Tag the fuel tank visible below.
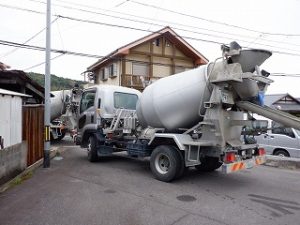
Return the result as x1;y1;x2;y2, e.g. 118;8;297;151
136;66;211;130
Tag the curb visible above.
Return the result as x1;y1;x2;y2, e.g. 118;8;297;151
264;155;300;170
0;147;59;193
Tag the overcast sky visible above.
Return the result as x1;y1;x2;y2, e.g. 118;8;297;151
1;0;300;96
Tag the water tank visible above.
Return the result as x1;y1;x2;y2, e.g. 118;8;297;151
136;65;211;130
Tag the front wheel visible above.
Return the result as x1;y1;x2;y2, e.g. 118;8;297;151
150;145;183;182
87;135;99;162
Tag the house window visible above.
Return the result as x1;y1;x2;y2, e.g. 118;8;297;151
102;68;108;80
109;63;117;77
153;38;160;46
132;62;149;76
99;68;107;81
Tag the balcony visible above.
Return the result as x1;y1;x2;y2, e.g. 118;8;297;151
121;74;160;91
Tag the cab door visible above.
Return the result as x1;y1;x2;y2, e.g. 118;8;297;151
77;90;96;135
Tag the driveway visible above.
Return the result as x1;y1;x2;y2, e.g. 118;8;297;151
0;140;300;225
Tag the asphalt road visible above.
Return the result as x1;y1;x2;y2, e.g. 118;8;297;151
0;138;300;225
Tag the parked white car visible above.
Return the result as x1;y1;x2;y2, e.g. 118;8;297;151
255;127;300;158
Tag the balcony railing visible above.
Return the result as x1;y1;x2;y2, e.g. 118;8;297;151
121;74;160;90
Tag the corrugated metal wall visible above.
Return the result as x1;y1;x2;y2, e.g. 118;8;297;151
22;105;44;166
0;95;22;148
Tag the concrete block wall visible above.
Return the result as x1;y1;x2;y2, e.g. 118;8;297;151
0;141;27;185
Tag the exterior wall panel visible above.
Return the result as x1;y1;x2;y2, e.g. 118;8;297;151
0;95;22;148
132;42;150;53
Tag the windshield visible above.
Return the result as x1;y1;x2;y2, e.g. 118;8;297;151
114;92;138;110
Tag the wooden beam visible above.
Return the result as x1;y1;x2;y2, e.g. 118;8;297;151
130;50;192;61
150;41;153;77
172;43;176;74
121;58;126;86
25;83;44;98
162;36;166;56
0;79;17;84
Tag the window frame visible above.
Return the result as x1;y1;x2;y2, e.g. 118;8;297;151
113;92;139;110
79;90;96;114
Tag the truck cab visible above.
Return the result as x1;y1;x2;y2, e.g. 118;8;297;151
75;85;141;148
256;125;300;158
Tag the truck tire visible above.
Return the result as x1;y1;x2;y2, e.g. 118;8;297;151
195;157;222;172
150;145;183;182
87;135;99;162
176;150;185;179
56;130;66;141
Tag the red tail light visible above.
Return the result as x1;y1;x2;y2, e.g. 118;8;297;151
107;132;113;139
258;148;266;156
226;152;236;163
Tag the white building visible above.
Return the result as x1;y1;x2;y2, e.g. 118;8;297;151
0;88;29;148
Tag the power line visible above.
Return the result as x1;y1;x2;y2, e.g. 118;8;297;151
0;17;58;58
2;2;300;54
129;0;300;37
0;2;43;15
3;38;300;77
2;3;300;58
26;0;300;49
56;14;300;55
23;52;64;70
114;0;130;8
270;73;300;77
0;39;103;58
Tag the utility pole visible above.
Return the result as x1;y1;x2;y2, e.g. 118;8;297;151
44;0;51;168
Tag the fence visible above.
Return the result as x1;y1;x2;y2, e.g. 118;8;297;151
22;105;44;166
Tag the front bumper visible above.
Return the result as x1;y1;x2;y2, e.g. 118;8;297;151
221;155;266;174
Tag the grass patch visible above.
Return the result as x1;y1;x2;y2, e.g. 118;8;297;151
9;171;33;189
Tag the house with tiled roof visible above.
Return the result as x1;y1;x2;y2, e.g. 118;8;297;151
87;26;208;91
264;93;300;116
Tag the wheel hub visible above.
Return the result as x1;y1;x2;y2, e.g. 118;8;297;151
155;153;170;174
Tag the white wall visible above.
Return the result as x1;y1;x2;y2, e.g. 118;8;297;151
0;95;22;148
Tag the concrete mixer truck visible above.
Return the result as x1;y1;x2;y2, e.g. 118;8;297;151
50;86;82;141
75;42;300;182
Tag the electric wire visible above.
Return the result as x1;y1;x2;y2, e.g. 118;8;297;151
129;0;300;36
23;52;64;70
2;2;300;54
25;0;300;48
2;1;300;74
0;17;58;58
55;14;300;54
2;39;300;77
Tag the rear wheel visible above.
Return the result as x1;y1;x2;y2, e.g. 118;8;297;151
150;145;183;182
56;130;66;141
274;149;290;157
87;135;99;162
195;157;222;172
